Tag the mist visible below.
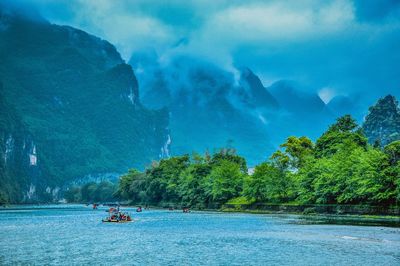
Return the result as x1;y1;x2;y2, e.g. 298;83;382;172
17;0;399;107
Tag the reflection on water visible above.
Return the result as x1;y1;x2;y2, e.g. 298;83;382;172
295;214;400;227
0;205;399;265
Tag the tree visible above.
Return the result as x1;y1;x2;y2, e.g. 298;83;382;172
80;182;98;203
294;157;319;204
0;191;7;205
94;181;117;202
206;160;245;206
315;115;367;157
244;162;295;203
310;145;397;205
394;164;400;203
330;115;358;132
279;136;314;169
339;148;394;204
64;186;81;203
178;162;211;208
117;169;141;200
383;141;400;203
384;140;400;166
210;150;247;174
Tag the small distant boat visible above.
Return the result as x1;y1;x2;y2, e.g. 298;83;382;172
183;207;190;213
136;206;142;212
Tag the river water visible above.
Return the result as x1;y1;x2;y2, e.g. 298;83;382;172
0;205;399;265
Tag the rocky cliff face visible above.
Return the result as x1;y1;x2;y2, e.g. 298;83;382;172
0;91;45;202
0;6;169;203
363;95;400;146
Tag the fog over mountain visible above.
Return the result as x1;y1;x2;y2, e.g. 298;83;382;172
129;52;337;164
3;0;400;153
23;0;400;103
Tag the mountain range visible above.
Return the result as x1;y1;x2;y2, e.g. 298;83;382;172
0;4;399;203
130;52;339;164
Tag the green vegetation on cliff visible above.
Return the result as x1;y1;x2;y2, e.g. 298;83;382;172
0;8;168;203
363;95;400;146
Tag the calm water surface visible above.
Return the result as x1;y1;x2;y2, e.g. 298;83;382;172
0;205;399;265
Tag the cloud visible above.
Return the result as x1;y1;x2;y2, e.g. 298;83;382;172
21;0;178;60
14;0;400;106
204;0;354;42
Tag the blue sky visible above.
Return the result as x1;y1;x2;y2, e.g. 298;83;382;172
19;0;400;105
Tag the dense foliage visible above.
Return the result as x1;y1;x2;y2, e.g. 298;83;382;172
64;181;118;203
114;149;247;208
117;115;400;208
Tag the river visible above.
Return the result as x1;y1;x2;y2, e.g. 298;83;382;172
0;205;399;265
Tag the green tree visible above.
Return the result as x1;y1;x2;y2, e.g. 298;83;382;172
294;157;320;204
117;169;146;202
0;190;9;205
245;162;295;203
178;162;211;208
94;181;117;202
311;145;397;205
80;182;98;203
278;136;314;170
339;148;395;204
206;160;245;206
315;115;367;157
64;186;81;203
383;141;400;203
384;140;400;166
211;150;248;173
144;155;190;203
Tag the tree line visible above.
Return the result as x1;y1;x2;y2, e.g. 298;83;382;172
64;181;117;203
111;115;399;208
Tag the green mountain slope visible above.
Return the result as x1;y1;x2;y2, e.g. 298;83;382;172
0;8;168;203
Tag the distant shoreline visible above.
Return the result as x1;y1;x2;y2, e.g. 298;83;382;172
2;203;400;227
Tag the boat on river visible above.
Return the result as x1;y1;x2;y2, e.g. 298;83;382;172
102;207;132;223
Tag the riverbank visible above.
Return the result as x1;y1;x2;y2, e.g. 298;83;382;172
129;202;400;227
121;202;400;227
221;208;400;227
3;203;399;227
221;203;400;227
222;202;400;215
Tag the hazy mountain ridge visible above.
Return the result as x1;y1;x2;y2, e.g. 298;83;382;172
131;49;399;164
130;51;341;163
